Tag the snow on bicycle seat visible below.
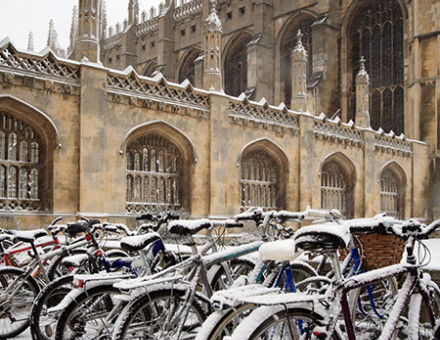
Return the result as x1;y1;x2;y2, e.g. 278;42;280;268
14;229;48;243
294;222;350;251
0;234;13;242
120;232;161;252
168;219;212;236
259;239;300;262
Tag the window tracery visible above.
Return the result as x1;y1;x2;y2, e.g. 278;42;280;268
224;34;252;97
321;160;354;218
240;149;279;210
380;167;404;218
126;134;183;213
348;0;404;134
0;111;44;211
178;49;200;85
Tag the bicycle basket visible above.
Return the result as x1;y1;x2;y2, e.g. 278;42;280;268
356;233;404;270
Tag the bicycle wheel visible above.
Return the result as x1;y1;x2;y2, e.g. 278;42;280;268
30;274;74;340
47;249;87;280
55;284;121;340
405;278;440;339
228;305;341;340
350;277;398;338
0;267;40;338
112;287;206;340
196;262;319;340
210;258;255;291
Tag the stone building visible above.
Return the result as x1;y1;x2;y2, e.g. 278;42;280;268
0;0;437;227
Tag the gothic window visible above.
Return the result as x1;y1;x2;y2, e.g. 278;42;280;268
240;149;280;210
224;33;252;97
178;49;200;85
321;160;354;218
279;17;314;107
144;61;157;77
126;134;183;214
380;167;405;218
0;111;45;211
348;0;404;134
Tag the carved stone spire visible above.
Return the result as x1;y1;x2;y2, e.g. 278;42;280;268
74;0;100;62
27;32;34;51
99;0;107;38
291;30;308;112
356;56;371;127
128;0;140;25
202;0;223;91
68;6;78;54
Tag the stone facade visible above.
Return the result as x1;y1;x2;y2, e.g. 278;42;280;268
0;0;437;227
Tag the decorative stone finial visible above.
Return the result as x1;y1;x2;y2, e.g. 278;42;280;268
27;32;34;51
205;0;222;33
356;56;371;127
291;30;308;112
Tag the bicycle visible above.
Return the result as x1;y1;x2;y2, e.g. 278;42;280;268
226;217;440;340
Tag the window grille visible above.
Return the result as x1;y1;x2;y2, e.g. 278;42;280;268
321;161;354;218
380;168;403;218
348;0;404;134
280;18;314;107
0;111;43;211
126;134;182;214
240;150;279;210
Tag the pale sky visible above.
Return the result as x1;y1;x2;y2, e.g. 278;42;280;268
0;0;162;53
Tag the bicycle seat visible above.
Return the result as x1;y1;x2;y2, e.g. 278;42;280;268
0;234;13;242
259;239;299;262
168;219;212;236
120;232;161;252
66;222;88;236
294;223;350;251
14;229;48;243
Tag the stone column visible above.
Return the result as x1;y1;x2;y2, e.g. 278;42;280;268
128;0;139;26
291;31;308;112
157;1;176;80
74;0;100;63
355;57;371;127
202;0;222;91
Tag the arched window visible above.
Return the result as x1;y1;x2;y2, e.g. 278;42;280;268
178;49;200;85
240;149;280;210
144;61;158;77
348;0;404;134
321;160;354;218
224;33;252;97
380;165;405;218
0;111;45;211
279;17;314;107
126;134;183;214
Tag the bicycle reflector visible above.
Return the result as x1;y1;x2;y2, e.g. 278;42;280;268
312;331;326;339
73;277;84;288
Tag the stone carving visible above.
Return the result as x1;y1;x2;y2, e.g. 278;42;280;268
374;133;412;156
1;72;14;89
0;45;80;83
135;18;159;37
313;119;364;146
106;73;210;110
174;0;202;20
227;101;299;135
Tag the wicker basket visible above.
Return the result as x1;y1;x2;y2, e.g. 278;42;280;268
353;233;405;271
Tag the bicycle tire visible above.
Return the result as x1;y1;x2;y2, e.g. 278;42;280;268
47;248;88;280
196;261;319;340
55;284;121;340
210;258;255;291
0;266;40;338
30;275;74;340
228;305;341;340
112;287;206;340
406;278;440;339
